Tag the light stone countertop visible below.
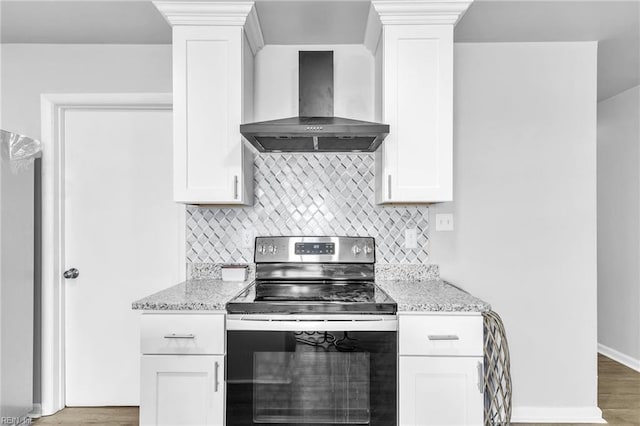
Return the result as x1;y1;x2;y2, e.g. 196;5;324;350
132;278;490;313
131;279;250;311
376;279;491;313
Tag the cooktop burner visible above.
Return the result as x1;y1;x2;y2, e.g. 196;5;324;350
225;236;397;315
227;282;396;314
255;281;375;302
227;281;396;314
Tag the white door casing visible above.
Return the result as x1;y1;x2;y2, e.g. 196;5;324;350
40;94;184;414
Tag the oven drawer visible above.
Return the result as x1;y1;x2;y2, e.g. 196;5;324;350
141;313;225;355
399;314;483;356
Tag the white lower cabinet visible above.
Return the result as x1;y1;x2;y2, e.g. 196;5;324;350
139;312;226;426
398;313;484;426
140;355;224;426
399;356;483;425
138;312;484;425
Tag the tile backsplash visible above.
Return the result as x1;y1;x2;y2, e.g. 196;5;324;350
186;153;430;264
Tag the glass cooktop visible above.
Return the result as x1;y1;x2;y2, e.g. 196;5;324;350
226;281;397;314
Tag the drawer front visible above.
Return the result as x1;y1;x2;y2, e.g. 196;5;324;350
141;313;225;355
399;315;483;356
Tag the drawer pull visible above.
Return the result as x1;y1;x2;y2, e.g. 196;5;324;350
427;334;459;341
164;333;195;339
234;175;239;199
214;361;220;392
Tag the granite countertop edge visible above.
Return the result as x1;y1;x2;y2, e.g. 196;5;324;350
130;302;227;311
132;278;490;313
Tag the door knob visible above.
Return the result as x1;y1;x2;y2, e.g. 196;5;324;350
63;268;79;279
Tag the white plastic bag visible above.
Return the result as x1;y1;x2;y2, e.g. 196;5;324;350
0;129;42;173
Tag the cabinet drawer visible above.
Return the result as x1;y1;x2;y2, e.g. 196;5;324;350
399;315;483;356
141;313;225;355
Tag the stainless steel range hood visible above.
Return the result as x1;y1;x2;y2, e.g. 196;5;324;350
240;51;389;153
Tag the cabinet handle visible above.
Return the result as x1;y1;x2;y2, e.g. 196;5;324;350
387;175;392;199
163;333;195;339
477;361;484;394
214;361;220;392
234;175;239;200
427;334;459;341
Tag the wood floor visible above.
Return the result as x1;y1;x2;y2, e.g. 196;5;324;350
596;355;640;426
33;406;138;425
33;354;639;425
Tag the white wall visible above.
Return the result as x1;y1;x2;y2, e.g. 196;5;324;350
597;85;640;368
430;42;600;421
0;44;172;139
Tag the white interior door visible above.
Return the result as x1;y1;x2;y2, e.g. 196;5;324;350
63;108;183;406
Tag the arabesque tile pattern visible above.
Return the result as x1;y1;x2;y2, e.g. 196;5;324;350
186;153;430;264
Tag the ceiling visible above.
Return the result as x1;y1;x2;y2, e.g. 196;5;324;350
0;0;171;44
0;0;638;100
456;1;640;101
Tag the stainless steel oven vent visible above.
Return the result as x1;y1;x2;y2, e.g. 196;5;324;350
240;51;389;153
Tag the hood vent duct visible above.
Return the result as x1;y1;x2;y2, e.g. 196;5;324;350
240;51;389;153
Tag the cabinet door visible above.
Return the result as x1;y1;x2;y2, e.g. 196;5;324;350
376;25;453;203
399;356;483;426
140;355;224;426
173;26;252;204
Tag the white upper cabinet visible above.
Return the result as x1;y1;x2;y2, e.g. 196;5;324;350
153;1;263;205
370;0;473;204
154;0;472;204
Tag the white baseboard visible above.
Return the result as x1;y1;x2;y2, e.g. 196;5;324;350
511;406;605;423
598;343;640;372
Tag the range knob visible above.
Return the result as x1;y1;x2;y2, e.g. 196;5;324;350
258;245;266;255
363;245;373;255
268;245;275;254
352;245;362;256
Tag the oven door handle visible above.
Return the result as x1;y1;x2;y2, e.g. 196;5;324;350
226;315;398;332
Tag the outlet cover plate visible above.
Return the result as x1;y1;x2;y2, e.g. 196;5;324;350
435;214;454;231
404;228;418;248
241;229;255;248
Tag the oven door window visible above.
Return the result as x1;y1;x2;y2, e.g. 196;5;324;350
254;347;370;424
227;330;397;426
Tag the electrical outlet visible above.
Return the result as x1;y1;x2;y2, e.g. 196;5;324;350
241;229;255;248
405;228;418;249
435;214;454;231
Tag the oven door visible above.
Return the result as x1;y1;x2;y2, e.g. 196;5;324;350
226;315;397;426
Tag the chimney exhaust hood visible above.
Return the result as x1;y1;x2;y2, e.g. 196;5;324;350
240;51;389;153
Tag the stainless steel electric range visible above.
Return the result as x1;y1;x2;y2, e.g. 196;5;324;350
226;236;397;426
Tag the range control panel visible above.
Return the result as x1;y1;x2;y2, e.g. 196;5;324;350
294;242;335;255
254;236;375;264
